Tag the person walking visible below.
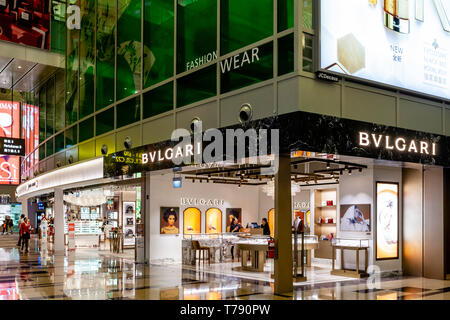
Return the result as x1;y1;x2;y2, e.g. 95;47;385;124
8;218;13;234
17;214;25;247
20;217;31;253
2;218;7;234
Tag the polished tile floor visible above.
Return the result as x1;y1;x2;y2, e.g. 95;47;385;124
0;234;449;300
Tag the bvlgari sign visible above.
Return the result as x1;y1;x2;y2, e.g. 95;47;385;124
358;132;437;156
180;198;225;207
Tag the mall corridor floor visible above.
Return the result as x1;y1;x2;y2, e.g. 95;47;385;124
0;234;449;300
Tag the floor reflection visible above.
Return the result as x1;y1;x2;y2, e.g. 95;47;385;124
0;234;449;300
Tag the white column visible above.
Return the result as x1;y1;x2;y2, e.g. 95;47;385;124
54;188;65;251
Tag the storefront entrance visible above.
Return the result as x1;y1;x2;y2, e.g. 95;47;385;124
140;151;432;285
60;182;142;255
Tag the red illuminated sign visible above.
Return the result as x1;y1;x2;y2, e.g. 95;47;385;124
0;156;19;185
0;100;22;185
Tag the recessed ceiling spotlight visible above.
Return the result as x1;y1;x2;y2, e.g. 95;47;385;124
326;162;330;169
17;66;22;69
348;170;352;176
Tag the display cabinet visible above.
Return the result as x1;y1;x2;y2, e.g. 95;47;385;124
182;233;270;265
314;188;337;259
64;220;102;248
331;238;370;278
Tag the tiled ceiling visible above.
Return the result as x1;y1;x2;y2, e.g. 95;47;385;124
0;56;60;93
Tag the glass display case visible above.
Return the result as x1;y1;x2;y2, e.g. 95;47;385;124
64;221;102;235
182;233;271;265
64;220;102;248
331;238;370;248
80;207;90;220
330;238;370;278
293;234;318;245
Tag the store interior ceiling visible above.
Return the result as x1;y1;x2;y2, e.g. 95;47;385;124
0;56;59;93
32;153;428;204
180;155;368;187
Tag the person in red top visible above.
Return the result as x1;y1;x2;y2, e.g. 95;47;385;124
20;217;31;253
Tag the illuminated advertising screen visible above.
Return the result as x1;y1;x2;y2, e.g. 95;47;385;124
21;103;39;165
0;100;21;185
0;156;20;185
320;0;450;100
0;0;50;50
0;101;20;139
376;182;399;260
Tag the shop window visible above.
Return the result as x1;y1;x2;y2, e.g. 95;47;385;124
79;0;95;119
278;33;294;76
302;0;314;30
205;208;222;234
177;0;217;73
55;133;65;153
143;82;173;119
177;65;216;107
65;125;78;149
183;207;201;235
144;0;174;88
117;97;141;128
46;138;54;158
220;42;273;94
39;87;46;144
116;0;142;101
96;0;116;110
46;77;55;139
79;117;94;143
66;0;80;126
96;107;115;136
55;70;65;132
278;0;294;32
302;33;314;73
221;0;273;55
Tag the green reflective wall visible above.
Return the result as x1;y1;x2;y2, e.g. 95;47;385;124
144;0;174;88
117;0;142;101
221;0;273;55
79;0;96;119
177;0;217;73
32;0;302;170
66;0;80;126
96;0;116;110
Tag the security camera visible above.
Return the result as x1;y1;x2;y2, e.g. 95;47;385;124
190;117;201;134
56;160;62;168
68;155;74;164
124;137;133;150
101;144;108;155
238;103;253;124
